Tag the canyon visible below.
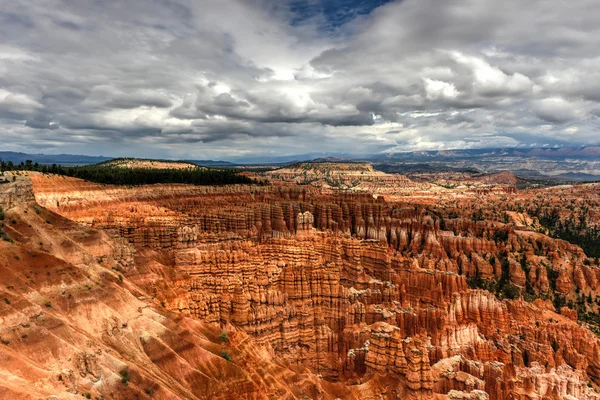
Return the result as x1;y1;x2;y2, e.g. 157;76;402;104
1;163;600;399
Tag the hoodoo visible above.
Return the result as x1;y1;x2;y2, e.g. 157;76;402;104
0;165;596;399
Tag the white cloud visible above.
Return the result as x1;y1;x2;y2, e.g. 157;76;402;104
1;0;600;159
423;78;459;100
451;51;535;96
533;97;582;123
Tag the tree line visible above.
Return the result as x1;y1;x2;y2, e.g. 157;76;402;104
0;160;262;186
531;206;600;258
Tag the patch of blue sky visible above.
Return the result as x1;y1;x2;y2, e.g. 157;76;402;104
289;0;393;31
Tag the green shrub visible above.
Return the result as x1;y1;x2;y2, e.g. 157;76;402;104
119;368;130;385
500;283;521;300
220;350;232;362
219;331;228;343
553;295;566;311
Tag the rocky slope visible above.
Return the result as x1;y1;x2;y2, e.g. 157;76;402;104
266;162;424;193
16;170;600;399
0;174;386;400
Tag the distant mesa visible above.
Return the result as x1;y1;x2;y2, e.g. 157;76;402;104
99;158;203;170
267;161;420;191
472;171;519;186
0;151;111;166
380;146;600;160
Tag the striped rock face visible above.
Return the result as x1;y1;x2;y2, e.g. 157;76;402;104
0;171;599;399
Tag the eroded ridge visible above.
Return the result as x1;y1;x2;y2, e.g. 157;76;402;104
24;170;600;399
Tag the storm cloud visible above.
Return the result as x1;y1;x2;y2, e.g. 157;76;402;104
0;0;599;160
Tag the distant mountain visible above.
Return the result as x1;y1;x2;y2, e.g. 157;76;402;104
185;159;236;167
225;146;600;164
228;152;360;164
377;146;600;160
0;151;112;165
310;157;352;163
0;152;241;168
374;163;481;174
551;172;600;182
367;146;600;183
3;146;600;169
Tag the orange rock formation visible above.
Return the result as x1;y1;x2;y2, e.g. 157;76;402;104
0;168;599;400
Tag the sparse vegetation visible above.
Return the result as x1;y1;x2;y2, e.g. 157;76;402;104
220;350;232;362
219;331;228;343
119;368;130;385
0;226;11;242
500;283;521;300
532;206;600;258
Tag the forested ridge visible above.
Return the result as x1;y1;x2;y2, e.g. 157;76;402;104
0;159;261;186
530;205;600;258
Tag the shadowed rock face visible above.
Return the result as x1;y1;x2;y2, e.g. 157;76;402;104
2;170;600;399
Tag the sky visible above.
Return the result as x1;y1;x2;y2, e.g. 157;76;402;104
1;0;600;161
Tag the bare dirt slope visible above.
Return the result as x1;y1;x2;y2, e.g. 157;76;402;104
16;170;600;400
0;175;368;400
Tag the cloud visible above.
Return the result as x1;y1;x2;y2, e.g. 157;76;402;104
450;52;535;96
533;97;582;123
0;0;599;159
423;78;459;100
0;88;43;120
83;85;172;110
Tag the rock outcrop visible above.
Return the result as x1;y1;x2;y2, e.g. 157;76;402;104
6;171;599;399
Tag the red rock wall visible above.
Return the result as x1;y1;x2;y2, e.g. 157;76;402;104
28;173;600;400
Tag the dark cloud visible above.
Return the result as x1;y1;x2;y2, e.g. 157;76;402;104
0;0;599;159
25;113;59;130
84;85;172;110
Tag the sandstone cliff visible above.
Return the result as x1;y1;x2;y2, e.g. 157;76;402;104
20;172;600;399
